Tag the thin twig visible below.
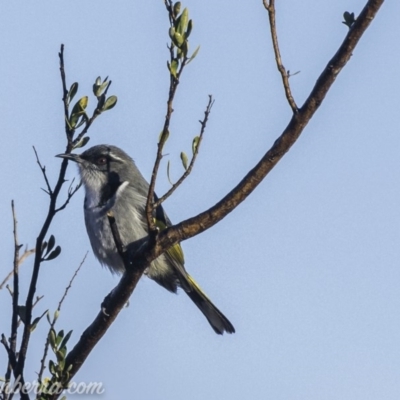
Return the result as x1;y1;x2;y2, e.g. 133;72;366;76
1;334;17;400
55;178;82;213
6;202;21;387
33;146;53;196
15;45;75;386
59;44;73;143
1;335;16;370
145;3;190;230
17;295;44;328
164;0;175;24
1;271;14;291
38;253;87;383
59;253;87;310
1;202;29;400
263;0;298;113
0;248;35;290
154;95;214;208
18;249;36;269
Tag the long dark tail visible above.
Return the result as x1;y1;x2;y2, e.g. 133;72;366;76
185;275;235;335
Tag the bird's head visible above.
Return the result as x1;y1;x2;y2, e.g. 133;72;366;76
56;144;135;190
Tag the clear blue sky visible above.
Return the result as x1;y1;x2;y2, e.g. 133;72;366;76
1;1;399;399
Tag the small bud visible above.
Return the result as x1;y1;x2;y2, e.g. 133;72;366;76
180;151;189;170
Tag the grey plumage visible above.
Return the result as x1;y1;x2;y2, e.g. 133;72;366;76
58;144;234;334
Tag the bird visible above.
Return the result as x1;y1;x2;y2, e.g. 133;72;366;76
57;144;235;334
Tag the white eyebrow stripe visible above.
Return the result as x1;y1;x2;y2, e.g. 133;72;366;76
109;153;125;163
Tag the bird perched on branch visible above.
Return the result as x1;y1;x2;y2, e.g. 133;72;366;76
57;144;234;334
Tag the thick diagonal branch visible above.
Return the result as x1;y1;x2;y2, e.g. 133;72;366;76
163;0;384;244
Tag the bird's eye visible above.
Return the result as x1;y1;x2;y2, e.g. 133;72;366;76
96;156;108;165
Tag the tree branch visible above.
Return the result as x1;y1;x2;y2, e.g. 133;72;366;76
2;201;22;399
145;1;191;230
154;95;214;208
10;201;20;355
263;0;298;112
15;45;75;384
0;247;35;290
60;246;149;388
33;147;53;196
161;0;384;245
59;44;73;144
38;253;87;383
54;178;81;213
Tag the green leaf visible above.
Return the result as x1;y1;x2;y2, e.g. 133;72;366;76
180;151;189;170
58;355;65;371
72;136;90;150
187;45;200;64
18;306;27;324
49;360;56;375
93;76;108;96
65;115;73;131
176;8;188;35
30;310;48;333
102;95;118;111
56;330;65;347
184;19;193;40
60;330;73;351
342;11;355;28
192;136;200;154
180;41;188;58
169;27;176;41
45;235;55;256
177;48;183;60
94;81;109;97
67;82;78;105
69;96;89;127
49;328;56;349
70;112;88;129
93;84;99;96
45;246;61;261
173;31;184;47
99;81;109;95
68;115;79;129
77;96;88;110
173;2;181;17
170;59;179;78
75;112;88;129
56;348;66;364
158;129;169;144
167;160;173;185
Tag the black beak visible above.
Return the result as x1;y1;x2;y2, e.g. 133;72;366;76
55;153;81;163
